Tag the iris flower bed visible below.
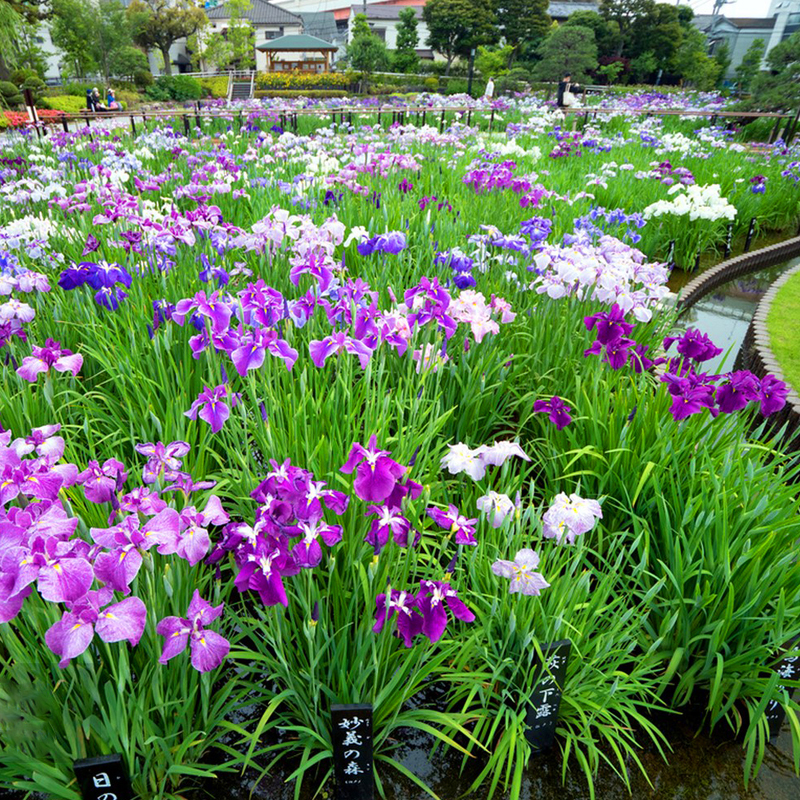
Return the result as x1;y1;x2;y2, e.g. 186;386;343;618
1;95;800;800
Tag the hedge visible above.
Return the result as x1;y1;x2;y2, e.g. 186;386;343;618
253;89;350;98
255;71;353;90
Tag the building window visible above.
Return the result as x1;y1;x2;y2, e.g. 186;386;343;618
370;27;386;42
264;30;278;39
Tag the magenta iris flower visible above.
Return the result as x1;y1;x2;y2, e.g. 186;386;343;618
533;396;572;429
16;339;83;382
716;371;760;414
185;384;240;433
177;495;229;566
584;336;636;370
661;373;717;421
134;440;190;484
77;458;128;504
426;505;478;546
663;329;722;363
759;374;789;416
373;589;423;647
340;436;407;503
365;504;417;553
45;588;146;668
584;304;633;345
156;590;230;673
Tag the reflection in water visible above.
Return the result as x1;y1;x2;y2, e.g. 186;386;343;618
676;260;799;374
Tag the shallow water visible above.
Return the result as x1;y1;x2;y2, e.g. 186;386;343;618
674;259;799;375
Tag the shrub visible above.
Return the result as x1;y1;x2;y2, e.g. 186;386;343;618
199;76;229;98
20;77;46;103
424;76;439;92
39;95;88;113
253;89;350;98
10;68;38;86
114;89;140;109
255;71;352;91
145;75;202;102
0;81;22;109
133;70;154;90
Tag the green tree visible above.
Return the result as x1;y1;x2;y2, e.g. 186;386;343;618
745;32;800;111
113;45;150;81
629;49;656;83
94;0;136;82
225;0;255;69
346;14;390;81
627;3;684;74
0;0;47;79
127;0;205;76
530;24;598;83
422;0;498;76
597;60;623;85
563;10;621;60
7;20;48;77
51;0;97;78
475;44;513;78
673;25;721;89
712;39;731;85
494;0;550;58
393;7;420;74
734;38;765;93
600;0;654;52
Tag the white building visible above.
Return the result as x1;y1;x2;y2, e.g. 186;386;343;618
205;0;304;72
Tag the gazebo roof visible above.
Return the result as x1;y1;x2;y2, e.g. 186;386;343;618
256;33;338;52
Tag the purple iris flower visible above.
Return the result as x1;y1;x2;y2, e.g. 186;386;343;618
404;277;457;339
365;504;417;553
45;588;146;668
341;436;407;503
285;520;343;568
230;327;298;376
661;373;717;421
162;472;217;497
309;331;374;370
584;337;637;370
357;231;407;256
759;374;789;416
373;589;423;648
716;371;760;414
663;329;722;364
156;590;230;673
584;304;634;345
184;384;240;434
16;339;83;382
533;396;573;430
85;262;132;290
398;178;413;193
172;291;232;333
0;461;66;506
77;458;127;504
416;580;475;643
94;286;128;311
134;440;190;484
426;505;478;546
233;535;299;607
629;343;654;374
82;234;100;255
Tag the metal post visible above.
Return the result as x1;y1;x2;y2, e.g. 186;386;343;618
489;109;495;132
467;47;476;97
440;109;445;133
744;217;757;252
195;102;201;130
61;114;68;133
183;114;190;138
422;110;426;126
130;115;136;137
785;106;800;143
467;109;472;127
378;109;382;126
769;115;783;144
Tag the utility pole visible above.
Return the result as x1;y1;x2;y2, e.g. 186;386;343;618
708;0;733;53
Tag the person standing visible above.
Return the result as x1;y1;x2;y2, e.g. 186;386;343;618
484;77;495;100
556;73;579;109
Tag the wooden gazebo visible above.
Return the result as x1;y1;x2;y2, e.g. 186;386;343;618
256;34;338;73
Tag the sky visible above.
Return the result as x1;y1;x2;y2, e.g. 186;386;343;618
684;0;772;17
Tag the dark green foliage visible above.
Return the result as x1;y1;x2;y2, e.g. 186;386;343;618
530;25;598;83
422;0;498;75
145;74;202;101
0;79;22;108
393;7;420;74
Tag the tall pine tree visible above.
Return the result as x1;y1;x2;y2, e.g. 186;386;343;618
393;7;420;74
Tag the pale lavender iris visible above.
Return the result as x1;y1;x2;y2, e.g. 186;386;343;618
476;491;515;528
156;589;230;673
542;492;603;544
491;549;550;595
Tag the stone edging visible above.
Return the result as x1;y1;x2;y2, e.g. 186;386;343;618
676;235;800;311
738;263;800;451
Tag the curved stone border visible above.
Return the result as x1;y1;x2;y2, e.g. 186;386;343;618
676;235;800;311
738;264;800;451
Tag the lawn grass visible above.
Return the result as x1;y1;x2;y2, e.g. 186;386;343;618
767;268;800;393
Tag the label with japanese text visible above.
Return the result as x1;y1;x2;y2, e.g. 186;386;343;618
73;754;132;800
766;648;800;739
525;639;571;752
332;703;373;800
